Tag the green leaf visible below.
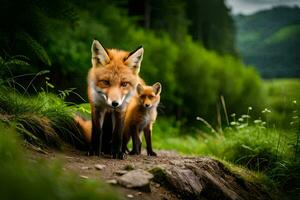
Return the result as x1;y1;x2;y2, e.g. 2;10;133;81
16;31;51;66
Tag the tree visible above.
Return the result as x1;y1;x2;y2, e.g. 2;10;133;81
186;0;236;55
126;0;189;40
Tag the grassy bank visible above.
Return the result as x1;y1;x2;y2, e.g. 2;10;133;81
152;117;299;198
0;86;85;148
0;123;121;200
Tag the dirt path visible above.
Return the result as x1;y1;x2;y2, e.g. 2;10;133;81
29;146;182;200
28;146;272;200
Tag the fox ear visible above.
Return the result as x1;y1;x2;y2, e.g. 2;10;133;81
125;46;144;74
91;40;110;67
152;82;162;95
136;84;144;95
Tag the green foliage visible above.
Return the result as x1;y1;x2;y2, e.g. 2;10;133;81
0;56;31;80
0;86;85;148
235;6;300;78
0;124;121;200
0;0;77;70
16;31;51;66
175;37;264;123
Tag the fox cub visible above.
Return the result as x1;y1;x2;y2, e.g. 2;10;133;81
122;82;162;156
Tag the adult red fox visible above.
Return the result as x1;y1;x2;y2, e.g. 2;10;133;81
122;82;162;156
87;40;144;158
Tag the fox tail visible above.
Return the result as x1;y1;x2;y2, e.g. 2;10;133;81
74;115;92;144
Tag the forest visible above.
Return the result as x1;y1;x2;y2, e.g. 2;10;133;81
235;6;300;78
0;0;299;199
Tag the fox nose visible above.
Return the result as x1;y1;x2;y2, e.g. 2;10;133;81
112;101;119;107
145;104;150;108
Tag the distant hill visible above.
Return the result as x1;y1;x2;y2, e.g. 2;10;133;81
234;6;300;78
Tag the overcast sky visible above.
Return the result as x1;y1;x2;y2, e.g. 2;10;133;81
226;0;300;15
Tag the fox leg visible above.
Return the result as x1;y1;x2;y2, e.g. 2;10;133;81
144;123;156;156
122;129;130;154
111;111;125;159
130;126;141;155
138;132;142;154
89;107;99;156
102;112;113;155
89;107;104;156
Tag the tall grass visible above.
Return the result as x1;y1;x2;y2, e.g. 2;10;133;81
153;118;293;168
0;86;85;149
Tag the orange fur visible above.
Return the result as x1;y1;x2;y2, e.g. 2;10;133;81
74;115;92;143
88;50;137;106
84;40;145;157
123;83;162;156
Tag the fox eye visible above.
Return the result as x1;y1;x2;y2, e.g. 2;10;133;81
99;80;110;86
148;95;154;100
121;82;129;88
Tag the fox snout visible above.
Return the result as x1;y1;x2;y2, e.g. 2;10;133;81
107;98;122;108
93;83;131;109
143;99;152;108
106;87;126;108
144;103;151;108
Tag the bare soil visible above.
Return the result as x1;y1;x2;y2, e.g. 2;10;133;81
28;146;184;200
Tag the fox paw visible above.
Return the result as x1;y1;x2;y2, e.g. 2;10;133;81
147;151;157;156
112;152;125;159
87;149;101;157
129;150;140;155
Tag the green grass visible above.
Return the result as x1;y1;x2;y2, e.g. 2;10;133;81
0;86;85;148
153;118;294;170
0;123;121;200
264;79;300;129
